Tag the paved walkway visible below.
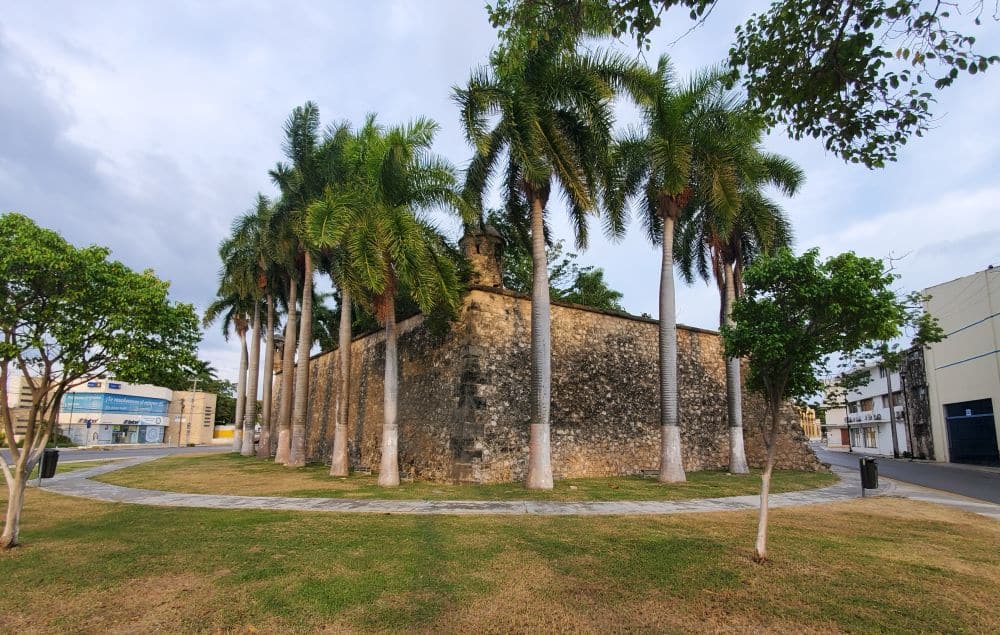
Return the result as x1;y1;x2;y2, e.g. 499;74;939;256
34;455;1000;518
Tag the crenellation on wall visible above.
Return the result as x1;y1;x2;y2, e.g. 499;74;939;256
275;287;820;481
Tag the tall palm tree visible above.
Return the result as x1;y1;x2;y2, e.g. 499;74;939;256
269;103;349;468
204;286;251;451
220;203;272;457
309;116;466;487
607;56;745;482
676;126;803;474
454;44;646;489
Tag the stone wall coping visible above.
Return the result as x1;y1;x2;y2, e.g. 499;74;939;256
466;285;721;336
276;284;720;375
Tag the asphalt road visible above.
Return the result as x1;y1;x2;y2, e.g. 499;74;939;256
815;445;1000;504
3;444;226;464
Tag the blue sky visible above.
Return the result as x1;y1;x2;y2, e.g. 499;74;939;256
2;1;998;382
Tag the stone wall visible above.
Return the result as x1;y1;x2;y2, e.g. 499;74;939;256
277;287;820;482
901;345;935;460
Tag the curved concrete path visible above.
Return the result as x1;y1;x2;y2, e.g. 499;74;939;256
34;455;897;516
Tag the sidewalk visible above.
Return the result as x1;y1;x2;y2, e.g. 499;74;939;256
35;456;1000;519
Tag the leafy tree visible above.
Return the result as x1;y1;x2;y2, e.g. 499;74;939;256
487;0;998;167
455;40;647;489
0;213;200;549
309;116;466;487
721;247;941;562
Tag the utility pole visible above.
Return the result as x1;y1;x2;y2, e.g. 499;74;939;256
885;363;901;458
183;376;201;446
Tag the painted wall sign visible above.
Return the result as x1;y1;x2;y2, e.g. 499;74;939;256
62;393;169;415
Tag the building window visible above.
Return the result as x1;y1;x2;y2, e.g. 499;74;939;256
851;428;862;447
878;366;886;378
860;398;874;412
864;428;877;448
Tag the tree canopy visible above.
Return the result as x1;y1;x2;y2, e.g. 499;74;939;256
487;0;998;167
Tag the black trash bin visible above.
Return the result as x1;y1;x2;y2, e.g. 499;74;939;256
40;448;59;479
859;457;878;489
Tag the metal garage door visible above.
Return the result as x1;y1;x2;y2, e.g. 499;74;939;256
944;399;1000;465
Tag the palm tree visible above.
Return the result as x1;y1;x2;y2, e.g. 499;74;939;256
269;103;348;468
607;56;745;482
675;123;802;474
454;44;646;489
309;116;466;487
220;202;272;457
203;285;251;452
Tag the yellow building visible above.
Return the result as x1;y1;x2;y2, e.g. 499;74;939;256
798;406;822;441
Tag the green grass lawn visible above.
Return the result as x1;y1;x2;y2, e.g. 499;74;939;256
94;452;838;501
0;484;997;633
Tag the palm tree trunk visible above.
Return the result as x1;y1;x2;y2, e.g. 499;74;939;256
659;215;686;483
241;302;262;456
287;251;313;468
257;295;275;459
378;305;400;487
526;195;553;490
724;264;749;474
274;275;298;464
330;287;352;476
232;329;248;453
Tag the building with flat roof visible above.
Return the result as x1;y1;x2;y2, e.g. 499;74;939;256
59;380;172;445
826;364;907;457
915;267;1000;465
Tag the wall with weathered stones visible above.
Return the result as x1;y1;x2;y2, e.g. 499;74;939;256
276;286;820;482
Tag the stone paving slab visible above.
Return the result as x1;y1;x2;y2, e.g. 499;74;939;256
32;455;914;516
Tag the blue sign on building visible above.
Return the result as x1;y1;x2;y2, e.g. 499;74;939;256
62;393;169;416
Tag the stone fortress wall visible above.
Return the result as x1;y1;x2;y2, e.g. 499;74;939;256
277;284;821;483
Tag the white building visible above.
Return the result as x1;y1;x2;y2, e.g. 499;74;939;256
917;267;1000;465
828;365;908;457
58;379;172;445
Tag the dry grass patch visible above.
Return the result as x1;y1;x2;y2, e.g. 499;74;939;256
0;485;997;633
94;452;837;501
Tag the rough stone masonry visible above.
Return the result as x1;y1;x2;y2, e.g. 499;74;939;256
276;226;820;483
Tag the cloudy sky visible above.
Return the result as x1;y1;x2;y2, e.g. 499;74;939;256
2;2;998;383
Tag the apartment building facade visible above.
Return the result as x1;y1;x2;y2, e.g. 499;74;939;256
825;365;908;457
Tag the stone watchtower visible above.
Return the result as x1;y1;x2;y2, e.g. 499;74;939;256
459;224;504;288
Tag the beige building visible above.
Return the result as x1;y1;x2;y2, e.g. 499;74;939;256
3;374;35;441
165;390;218;446
918;267;1000;464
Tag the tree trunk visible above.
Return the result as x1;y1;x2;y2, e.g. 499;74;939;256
378;307;400;487
274;275;298;464
257;295;275;459
232;330;249;452
754;400;781;562
1;468;28;549
241;302;262;456
659;215;686;483
287;252;313;468
724;264;749;474
526;195;553;490
330;287;352;476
